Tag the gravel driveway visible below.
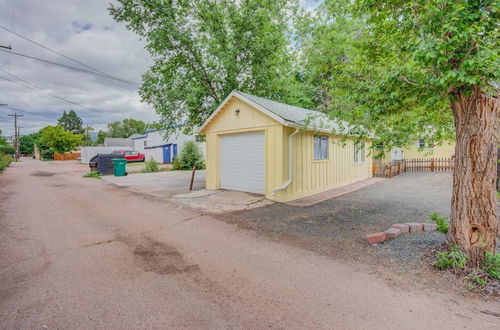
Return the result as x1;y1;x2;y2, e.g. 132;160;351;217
219;172;456;264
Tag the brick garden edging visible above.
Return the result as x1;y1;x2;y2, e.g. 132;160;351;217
365;222;438;245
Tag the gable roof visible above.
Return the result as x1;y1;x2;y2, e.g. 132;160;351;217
198;90;346;134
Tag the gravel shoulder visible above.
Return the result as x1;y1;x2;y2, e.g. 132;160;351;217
217;172;499;296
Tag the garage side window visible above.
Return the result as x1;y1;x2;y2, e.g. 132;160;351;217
314;136;329;160
354;142;366;163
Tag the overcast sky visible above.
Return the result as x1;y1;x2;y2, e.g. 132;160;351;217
0;0;319;138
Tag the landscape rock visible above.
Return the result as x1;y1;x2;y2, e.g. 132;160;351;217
405;223;423;233
391;224;410;233
385;227;402;238
422;223;438;231
366;232;387;244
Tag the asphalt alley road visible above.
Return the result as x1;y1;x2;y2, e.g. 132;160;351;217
0;159;498;329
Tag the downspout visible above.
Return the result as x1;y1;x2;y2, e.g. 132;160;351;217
272;127;299;196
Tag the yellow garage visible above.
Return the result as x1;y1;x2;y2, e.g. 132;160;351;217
198;91;373;202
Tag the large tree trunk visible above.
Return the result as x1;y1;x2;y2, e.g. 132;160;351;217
449;87;499;267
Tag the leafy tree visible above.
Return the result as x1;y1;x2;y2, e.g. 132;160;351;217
304;0;498;266
172;141;205;170
107;118;149;138
109;0;313;134
39;125;82;154
58;110;84;134
19;132;40;154
94;130;107;146
0;129;8;146
82;125;94;146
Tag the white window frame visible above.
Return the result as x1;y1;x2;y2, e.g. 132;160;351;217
314;135;329;160
353;142;366;163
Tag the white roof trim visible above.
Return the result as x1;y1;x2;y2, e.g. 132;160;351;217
198;90;292;133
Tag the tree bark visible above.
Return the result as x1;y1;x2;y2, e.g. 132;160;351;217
449;87;499;267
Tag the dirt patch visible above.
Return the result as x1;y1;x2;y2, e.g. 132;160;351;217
30;171;57;177
117;235;200;275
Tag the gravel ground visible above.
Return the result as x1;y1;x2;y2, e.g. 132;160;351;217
219;172;498;267
375;231;447;264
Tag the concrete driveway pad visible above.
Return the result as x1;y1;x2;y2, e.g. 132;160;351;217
103;170;206;198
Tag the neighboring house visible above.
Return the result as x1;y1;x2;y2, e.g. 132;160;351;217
382;139;455;162
104;137;135;148
198;90;373;203
133;129;204;163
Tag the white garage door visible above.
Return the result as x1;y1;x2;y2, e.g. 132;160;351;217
220;131;265;194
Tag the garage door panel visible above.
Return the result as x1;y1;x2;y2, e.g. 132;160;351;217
220;132;265;194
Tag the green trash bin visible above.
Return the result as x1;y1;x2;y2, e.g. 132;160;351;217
112;158;127;177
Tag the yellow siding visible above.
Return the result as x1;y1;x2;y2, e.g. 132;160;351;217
274;129;372;202
202;96;373;202
403;140;455;159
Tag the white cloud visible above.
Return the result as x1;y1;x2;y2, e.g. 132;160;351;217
0;0;155;135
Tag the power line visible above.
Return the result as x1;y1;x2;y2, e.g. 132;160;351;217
0;74;111;115
0;104;55;119
0;48;139;87
0;25;140;86
0;69;80;107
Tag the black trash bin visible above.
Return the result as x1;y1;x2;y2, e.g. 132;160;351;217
89;154;119;175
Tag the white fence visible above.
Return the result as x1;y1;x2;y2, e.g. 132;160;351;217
80;146;125;163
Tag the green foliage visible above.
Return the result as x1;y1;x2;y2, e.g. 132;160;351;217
19;132;40;155
110;0;314;135
39;125;83;154
466;274;487;287
0;153;14;172
171;157;181;171
83;171;101;179
430;212;449;234
106;118;150;138
0;144;15;155
298;0;498;151
94;130;107;146
0;129;7;146
173;141;204;170
435;246;467;269
58;110;84;134
141;158;159;173
482;252;500;279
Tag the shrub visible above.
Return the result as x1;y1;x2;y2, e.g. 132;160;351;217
0;144;15;155
435;245;467;269
141;158;159;173
174;141;205;170
0;153;14;172
430;212;448;234
467;273;487;287
482;252;500;279
83;171;101;179
171;157;181;170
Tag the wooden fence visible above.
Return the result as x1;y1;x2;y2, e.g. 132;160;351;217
54;152;81;161
373;158;454;178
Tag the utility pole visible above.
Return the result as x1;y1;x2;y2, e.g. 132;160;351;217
17;125;24;158
7;113;23;161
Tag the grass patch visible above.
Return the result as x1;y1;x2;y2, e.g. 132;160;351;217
83;171;101;179
126;162;144;167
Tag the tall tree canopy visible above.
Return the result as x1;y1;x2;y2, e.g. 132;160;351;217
301;0;498;265
106;118;150;138
58;110;84;134
39;125;82;154
110;0;313;134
